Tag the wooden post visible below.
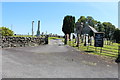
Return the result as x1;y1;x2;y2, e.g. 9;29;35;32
84;34;87;46
115;43;120;63
69;39;70;46
100;47;102;53
95;47;97;52
72;34;74;47
87;45;89;51
76;33;80;47
64;34;67;45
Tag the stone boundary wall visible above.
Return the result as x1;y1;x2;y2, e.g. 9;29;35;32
1;36;46;48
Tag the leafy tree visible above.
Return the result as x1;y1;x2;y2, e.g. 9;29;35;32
97;21;104;32
62;15;75;44
86;16;94;27
78;16;98;29
113;28;120;43
109;25;115;40
77;16;86;27
102;22;115;39
102;22;116;44
0;27;14;36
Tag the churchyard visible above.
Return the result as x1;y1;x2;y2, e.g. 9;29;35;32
1;26;119;78
62;15;120;62
68;39;119;58
1;2;120;78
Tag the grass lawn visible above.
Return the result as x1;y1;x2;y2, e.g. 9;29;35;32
68;39;119;58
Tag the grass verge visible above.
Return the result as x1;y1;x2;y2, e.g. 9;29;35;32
68;39;118;58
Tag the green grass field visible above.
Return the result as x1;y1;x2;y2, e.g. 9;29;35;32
68;39;119;58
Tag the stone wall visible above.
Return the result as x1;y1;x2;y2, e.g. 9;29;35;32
1;36;46;48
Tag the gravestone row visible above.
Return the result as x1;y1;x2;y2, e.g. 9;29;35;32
1;36;46;48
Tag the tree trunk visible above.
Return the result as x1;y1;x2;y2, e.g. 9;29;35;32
64;34;67;45
108;38;109;45
76;33;80;47
107;38;109;45
84;34;87;46
69;33;71;41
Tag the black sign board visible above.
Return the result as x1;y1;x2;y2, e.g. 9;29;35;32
94;32;104;47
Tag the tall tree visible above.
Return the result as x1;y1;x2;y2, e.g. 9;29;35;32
62;15;75;44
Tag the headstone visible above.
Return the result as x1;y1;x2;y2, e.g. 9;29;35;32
84;34;89;46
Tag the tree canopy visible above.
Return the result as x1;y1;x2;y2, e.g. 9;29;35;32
77;16;120;43
0;27;14;36
113;28;120;43
62;15;75;35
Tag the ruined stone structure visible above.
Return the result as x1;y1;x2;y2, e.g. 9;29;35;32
32;21;34;36
36;20;40;36
82;24;97;34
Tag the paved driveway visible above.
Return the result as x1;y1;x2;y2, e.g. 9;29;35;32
2;39;118;78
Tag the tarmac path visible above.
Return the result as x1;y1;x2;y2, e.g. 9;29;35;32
2;39;118;78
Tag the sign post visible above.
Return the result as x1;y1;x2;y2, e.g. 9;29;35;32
94;32;104;53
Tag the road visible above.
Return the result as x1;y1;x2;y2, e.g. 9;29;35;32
2;39;118;78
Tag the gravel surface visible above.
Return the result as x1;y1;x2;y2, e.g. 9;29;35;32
2;39;118;78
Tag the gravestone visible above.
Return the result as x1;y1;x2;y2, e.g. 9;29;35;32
84;34;89;46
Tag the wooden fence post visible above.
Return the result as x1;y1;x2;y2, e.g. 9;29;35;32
115;43;120;63
100;47;102;53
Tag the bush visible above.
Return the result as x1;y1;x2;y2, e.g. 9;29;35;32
0;27;14;36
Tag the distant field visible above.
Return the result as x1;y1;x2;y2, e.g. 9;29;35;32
68;39;119;58
48;37;64;40
12;35;46;38
13;35;37;37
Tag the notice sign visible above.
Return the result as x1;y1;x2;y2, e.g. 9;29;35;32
94;32;104;47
